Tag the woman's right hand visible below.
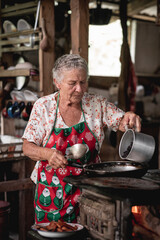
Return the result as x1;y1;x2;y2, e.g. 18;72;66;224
47;148;68;169
22;140;68;169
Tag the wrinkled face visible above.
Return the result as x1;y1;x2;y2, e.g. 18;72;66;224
54;68;88;104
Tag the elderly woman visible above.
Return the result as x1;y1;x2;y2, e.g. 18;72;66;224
22;54;141;224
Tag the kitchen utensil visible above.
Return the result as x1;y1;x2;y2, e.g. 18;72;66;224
30;0;41;48
119;129;155;163
81;161;148;178
17;19;32;47
3;20;20;47
40;18;49;51
31;223;84;238
46;144;87;170
67;143;87;159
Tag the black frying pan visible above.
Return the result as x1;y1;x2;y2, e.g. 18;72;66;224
68;161;148;178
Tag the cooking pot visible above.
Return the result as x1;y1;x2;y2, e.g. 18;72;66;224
119;129;155;163
68;161;147;178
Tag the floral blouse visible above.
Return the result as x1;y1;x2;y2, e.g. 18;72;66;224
22;91;124;183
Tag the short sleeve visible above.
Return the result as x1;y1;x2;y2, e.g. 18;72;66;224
22;100;48;146
102;100;125;131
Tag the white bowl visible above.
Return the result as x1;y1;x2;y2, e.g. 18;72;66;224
3;20;19;47
17;19;32;47
3;20;17;33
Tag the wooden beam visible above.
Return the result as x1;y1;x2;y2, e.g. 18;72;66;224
2;7;37;17
0;69;37;77
0;28;40;39
1;1;38;14
39;0;55;95
89;76;118;89
0;36;40;46
156;0;160;25
1;45;39;53
128;0;156;16
0;178;33;192
131;14;156;22
70;0;89;62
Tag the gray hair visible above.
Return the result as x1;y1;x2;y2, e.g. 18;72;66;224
52;54;89;83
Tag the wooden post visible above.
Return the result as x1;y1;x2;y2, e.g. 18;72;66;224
19;159;26;240
156;0;160;25
39;0;55;96
70;0;89;62
118;0;129;112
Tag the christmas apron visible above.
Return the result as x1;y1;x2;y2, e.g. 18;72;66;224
34;94;100;224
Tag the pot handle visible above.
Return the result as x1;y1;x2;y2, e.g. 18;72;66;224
125;125;129;131
125;125;138;132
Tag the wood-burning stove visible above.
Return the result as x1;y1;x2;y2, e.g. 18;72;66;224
64;171;160;240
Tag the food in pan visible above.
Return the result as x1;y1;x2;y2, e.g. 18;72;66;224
35;220;78;232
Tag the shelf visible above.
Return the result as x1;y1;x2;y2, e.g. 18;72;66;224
1;1;38;17
0;69;38;78
136;73;160;78
0;28;41;52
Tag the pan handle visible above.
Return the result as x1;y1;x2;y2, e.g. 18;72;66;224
67;161;84;168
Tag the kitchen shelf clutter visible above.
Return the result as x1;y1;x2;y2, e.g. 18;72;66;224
0;1;41;53
0;0;56;239
0;2;41;239
0;68;39;83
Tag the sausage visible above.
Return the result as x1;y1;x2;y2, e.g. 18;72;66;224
61;226;73;232
57;227;63;232
58;220;78;231
40;227;47;231
46;221;57;231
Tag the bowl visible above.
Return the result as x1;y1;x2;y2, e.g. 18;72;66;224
17;19;32;47
3;20;19;47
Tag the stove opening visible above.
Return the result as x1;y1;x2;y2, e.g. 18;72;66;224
132;205;160;240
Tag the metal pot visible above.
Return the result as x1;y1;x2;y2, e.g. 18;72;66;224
119;129;155;163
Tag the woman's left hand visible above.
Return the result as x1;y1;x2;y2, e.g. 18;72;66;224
118;111;141;132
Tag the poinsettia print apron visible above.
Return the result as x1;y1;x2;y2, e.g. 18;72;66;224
34;94;100;224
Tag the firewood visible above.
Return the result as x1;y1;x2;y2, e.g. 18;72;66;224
133;223;160;240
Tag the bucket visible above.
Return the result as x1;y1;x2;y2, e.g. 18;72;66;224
0;201;10;240
119;129;155;163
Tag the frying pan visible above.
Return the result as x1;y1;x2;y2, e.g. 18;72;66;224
68;161;148;178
